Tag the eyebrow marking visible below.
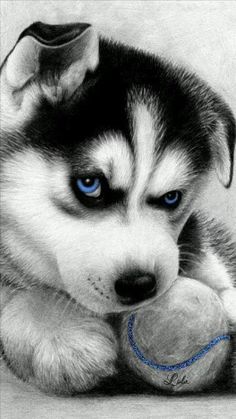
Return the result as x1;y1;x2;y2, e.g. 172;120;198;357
148;148;197;196
90;134;133;190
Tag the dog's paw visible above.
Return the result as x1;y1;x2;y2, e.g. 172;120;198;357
1;289;118;394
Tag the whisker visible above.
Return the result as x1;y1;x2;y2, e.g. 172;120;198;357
178;242;207;256
179;258;203;267
179;251;203;262
60;297;74;321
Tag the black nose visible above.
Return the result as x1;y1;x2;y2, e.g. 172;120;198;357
114;271;157;305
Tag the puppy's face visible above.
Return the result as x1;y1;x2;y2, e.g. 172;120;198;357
1;23;235;314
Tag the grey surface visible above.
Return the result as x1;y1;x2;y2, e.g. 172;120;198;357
1;363;236;419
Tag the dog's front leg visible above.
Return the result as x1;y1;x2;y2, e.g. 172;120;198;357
0;286;118;394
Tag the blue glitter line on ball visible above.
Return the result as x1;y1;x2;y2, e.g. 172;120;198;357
128;314;231;371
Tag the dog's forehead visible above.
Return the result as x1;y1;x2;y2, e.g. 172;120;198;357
86;97;194;194
129;97;164;198
87;100;158;191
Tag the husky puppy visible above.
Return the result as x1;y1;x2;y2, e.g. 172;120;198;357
0;22;235;395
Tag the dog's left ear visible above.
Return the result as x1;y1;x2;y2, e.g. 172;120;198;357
3;21;98;99
210;100;235;188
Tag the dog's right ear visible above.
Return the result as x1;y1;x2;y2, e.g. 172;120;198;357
210;100;236;188
2;21;98;99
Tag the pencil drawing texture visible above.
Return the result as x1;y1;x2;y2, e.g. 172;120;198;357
0;2;236;417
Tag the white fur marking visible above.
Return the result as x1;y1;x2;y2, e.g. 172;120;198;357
0;75;40;130
130;104;157;207
190;251;233;292
91;135;133;189
213;120;231;186
149;149;196;196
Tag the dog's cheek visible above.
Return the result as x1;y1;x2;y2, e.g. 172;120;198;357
55;236;118;312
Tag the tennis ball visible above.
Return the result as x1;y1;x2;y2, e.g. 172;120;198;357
120;278;231;392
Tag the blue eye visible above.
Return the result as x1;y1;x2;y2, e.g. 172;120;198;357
162;191;182;208
72;175;124;209
76;178;101;197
